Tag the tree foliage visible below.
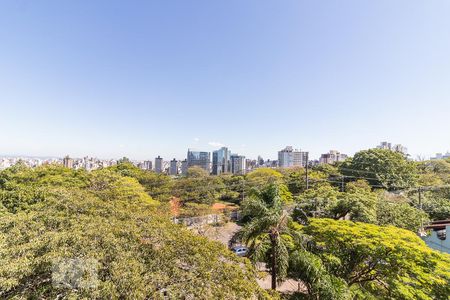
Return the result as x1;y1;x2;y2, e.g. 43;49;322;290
340;149;418;190
0;165;268;299
236;184;295;289
301;218;450;300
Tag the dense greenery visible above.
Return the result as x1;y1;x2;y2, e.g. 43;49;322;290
301;219;450;299
340;148;418;190
0;165;268;299
1;151;449;299
236;184;296;289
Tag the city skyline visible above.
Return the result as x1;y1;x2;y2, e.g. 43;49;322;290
0;141;448;162
1;1;450;160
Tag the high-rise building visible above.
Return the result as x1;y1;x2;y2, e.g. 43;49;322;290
187;149;210;172
212;147;231;175
376;142;408;155
319;150;348;164
142;160;152;170
230;155;246;175
431;152;450;160
180;159;188;175
155;156;163;174
278;146;308;168
169;159;178;175
63;155;74;169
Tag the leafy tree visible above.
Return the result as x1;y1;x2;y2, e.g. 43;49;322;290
376;192;429;232
302;218;450;300
281;167;306;195
109;162;174;202
297;183;340;218
246;168;283;188
288;249;350;300
417;159;450;184
246;168;293;204
0;166;269;299
409;188;450;221
332;180;377;223
340;149;418;190
235;184;296;290
174;167;224;205
219;174;244;204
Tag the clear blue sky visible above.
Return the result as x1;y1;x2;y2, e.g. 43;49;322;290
1;0;449;160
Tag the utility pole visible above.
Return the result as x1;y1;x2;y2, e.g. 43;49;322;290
305;152;309;190
418;187;422;210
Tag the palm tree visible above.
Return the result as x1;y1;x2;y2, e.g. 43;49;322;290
235;184;293;290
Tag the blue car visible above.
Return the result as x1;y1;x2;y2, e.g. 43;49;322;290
231;246;248;257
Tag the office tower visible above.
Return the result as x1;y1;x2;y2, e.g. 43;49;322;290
230;155;246;175
431;152;450;160
319;150;348;164
180;159;188;175
376;142;408;155
155;156;163;174
377;141;392;150
143;160;152;170
169;158;178;175
187;149;211;172
212;147;231;175
278;146;308;168
63;155;74;169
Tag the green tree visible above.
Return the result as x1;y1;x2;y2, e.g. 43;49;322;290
288;249;350;300
246;168;293;204
109;162;174;202
297;183;340;218
219;174;244;204
340;149;418;190
174;167;224;205
332;180;377;223
0;166;269;299
376;192;429;232
302;218;450;299
235;184;296;290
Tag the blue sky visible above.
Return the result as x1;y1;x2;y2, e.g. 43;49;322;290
1;0;449;160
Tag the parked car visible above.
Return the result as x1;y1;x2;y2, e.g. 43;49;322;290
231;246;248;257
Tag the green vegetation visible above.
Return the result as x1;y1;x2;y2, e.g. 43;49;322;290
340;148;418;190
1;150;449;299
0;165;267;299
301;219;450;299
236;184;296;289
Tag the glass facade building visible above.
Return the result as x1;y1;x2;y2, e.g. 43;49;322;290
212;147;231;175
187;150;211;172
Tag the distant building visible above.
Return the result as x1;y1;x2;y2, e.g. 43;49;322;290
431;152;450;160
212;147;231;175
278;146;308;168
187;149;210;172
319;150;348;165
230;155;246;175
169;159;178;175
421;220;450;254
63;155;74;169
142;160;152;170
257;156;264;167
155;156;163;174
246;159;257;172
377;142;408;155
180;159;188;175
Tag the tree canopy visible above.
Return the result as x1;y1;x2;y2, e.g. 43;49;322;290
340;149;418;190
300;218;450;300
0;165;269;299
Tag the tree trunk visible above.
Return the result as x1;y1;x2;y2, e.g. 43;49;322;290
270;234;277;290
